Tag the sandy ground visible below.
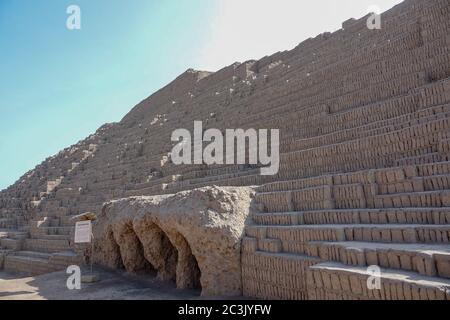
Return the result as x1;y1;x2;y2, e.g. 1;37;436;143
0;267;204;300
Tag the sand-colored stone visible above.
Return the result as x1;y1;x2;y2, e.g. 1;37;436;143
93;187;254;297
1;0;450;300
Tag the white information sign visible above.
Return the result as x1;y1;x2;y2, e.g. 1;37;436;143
74;220;92;244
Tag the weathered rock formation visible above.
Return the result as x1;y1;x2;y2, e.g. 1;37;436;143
93;187;254;296
1;0;450;300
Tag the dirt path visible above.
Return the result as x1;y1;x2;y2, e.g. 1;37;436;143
0;267;202;300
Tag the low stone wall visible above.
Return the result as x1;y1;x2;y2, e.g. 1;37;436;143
92;186;255;297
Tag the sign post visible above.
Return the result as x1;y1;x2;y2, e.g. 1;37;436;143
73;218;99;282
74;220;92;244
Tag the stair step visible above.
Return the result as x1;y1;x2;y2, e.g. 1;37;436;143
246;224;450;244
33;234;71;240
254;208;450;226
256;186;334;212
0;230;28;239
418;161;450;177
6;255;49;264
256;189;450;213
307;241;450;278
24;238;71;253
241;250;321;300
397;152;444;166
258;238;283;253
36;212;68;219
256;176;332;193
0;238;23;250
4;255;58;276
2;249;81;275
308;262;450;300
374;190;450;208
42;226;73;236
8;232;29;240
423;174;450;192
12;251;52;260
50;251;82;266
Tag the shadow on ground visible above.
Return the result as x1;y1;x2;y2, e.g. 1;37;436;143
0;266;208;300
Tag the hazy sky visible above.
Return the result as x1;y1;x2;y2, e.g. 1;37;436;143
0;0;403;190
196;0;403;70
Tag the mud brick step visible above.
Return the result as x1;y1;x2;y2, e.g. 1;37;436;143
306;241;450;278
33;234;71;241
0;230;27;239
418;161;450;177
373;190;450;208
254;208;450;226
242;237;258;253
180;169;260;186
4;255;57;276
242;251;320;300
286;105;450;152
40;226;73;236
35;211;68;219
164;173;263;195
278;117;450;181
422;174;450;191
13;251;52;260
256;176;333;193
7;231;29;240
258;238;283;253
247;224;450;244
24;238;71;253
254;212;304;226
256;186;335;213
308;262;450;300
0;238;23;250
247;225;347;242
377;177;425;195
49;251;82;267
343;224;450;244
397;153;444;166
4;250;82;274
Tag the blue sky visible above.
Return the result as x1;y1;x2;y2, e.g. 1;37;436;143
0;0;216;190
0;0;402;190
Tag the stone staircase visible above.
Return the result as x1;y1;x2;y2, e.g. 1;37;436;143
0;147;93;276
4;250;80;275
0;0;450;300
0;209;82;276
243;162;450;300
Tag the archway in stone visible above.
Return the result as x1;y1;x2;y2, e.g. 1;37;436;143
96;226;125;270
112;221;155;275
166;230;202;291
133;218;178;282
